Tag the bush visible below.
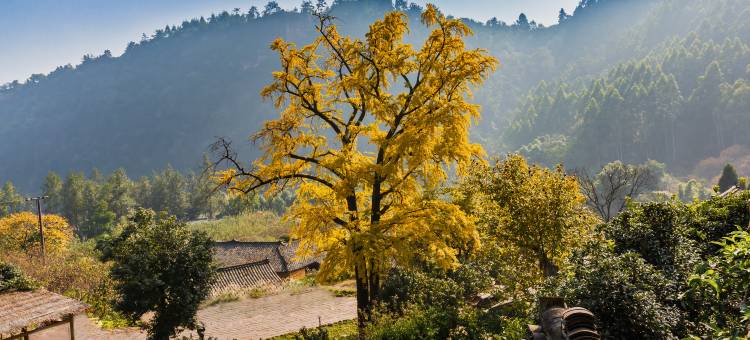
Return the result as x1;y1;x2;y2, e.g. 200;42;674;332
0;212;73;254
1;242;131;328
378;267;465;313
296;326;329;340
691;191;750;254
689;229;750;335
366;306;450;340
100;208;215;339
605;201;700;281
556;244;684;339
0;261;38;292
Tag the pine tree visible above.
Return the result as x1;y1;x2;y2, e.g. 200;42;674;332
62;173;86;228
515;13;531;30
0;182;25;217
718;163;739;192
558;8;570;23
103;168;135;218
42;172;64;214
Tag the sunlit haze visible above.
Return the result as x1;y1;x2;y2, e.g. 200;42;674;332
0;0;578;84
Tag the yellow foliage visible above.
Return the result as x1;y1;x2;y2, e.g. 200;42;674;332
219;4;497;300
0;212;74;254
461;155;600;282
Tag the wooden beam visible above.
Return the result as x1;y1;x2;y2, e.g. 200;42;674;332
68;315;75;340
4;318;72;340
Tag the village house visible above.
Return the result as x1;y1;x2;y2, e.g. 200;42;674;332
212;240;323;280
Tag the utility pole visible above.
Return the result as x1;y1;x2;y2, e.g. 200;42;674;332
25;196;49;260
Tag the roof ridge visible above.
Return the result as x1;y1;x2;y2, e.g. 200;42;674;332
273;246;289;273
217;259;272;272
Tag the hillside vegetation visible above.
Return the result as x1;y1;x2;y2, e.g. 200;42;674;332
6;0;747;190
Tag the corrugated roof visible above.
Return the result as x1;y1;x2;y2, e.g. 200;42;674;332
0;289;88;335
210;259;283;296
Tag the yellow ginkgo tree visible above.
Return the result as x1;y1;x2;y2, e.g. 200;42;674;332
215;5;497;327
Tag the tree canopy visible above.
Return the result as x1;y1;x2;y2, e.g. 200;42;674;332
0;212;73;255
216;5;496;329
459;154;599;279
99;208;215;339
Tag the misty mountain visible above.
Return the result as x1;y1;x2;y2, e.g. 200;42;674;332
1;0;747;191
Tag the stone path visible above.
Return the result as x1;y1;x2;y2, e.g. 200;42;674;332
188;288;356;339
33;287;355;340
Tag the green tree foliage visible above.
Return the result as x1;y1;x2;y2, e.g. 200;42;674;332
9;165;283;240
99;209;215;339
511;33;750;170
102;168;135;218
690;230;750;335
460;155;599;279
691;190;750;255
148;166;189;220
0;262;38;292
0;0;691;191
718;163;740;192
557;246;684;339
552;194;750;338
0;182;24;217
605;201;701;283
42;172;64;214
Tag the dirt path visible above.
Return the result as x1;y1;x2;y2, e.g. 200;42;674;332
33;315;145;340
33;287;355;340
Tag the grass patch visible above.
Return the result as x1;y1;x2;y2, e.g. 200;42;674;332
188;211;291;241
271;320;358;339
322;279;356;297
247;287;268;299
202;287;272;307
203;292;241;307
328;288;356;297
285;273;318;295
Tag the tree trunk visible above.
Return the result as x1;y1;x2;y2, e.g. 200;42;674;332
355;260;370;339
540;254;559;278
368;259;380;305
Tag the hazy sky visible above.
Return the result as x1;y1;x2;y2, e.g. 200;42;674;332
0;0;579;84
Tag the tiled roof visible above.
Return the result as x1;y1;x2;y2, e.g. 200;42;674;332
279;240;325;272
718;185;743;198
213;241;285;271
212;240;323;273
0;289;88;334
210;259;282;296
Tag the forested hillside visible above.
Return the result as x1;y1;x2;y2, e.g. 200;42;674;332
1;0;748;190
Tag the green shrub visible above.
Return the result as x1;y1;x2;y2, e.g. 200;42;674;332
689;229;750;335
379;267;466;313
556;244;684;339
0;261;38;292
100;209;215;339
296;326;329;340
691;191;750;254
605;201;700;281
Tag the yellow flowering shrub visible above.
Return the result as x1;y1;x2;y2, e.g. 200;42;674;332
0;212;74;254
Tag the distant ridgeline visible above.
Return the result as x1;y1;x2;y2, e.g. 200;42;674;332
1;0;747;190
